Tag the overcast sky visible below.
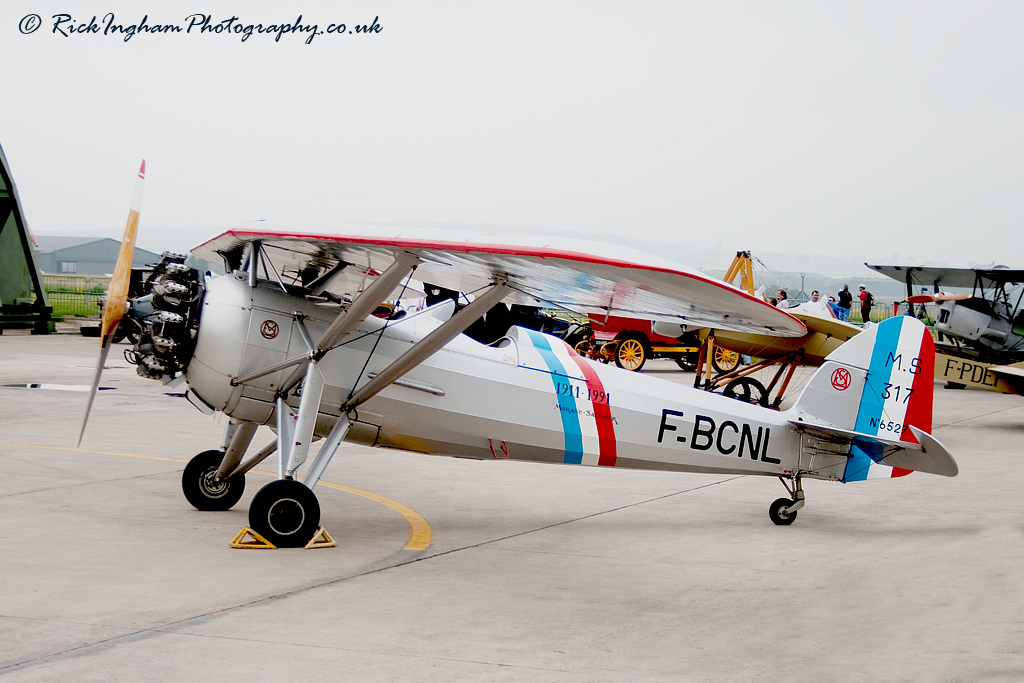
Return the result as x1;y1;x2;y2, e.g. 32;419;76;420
2;0;1021;274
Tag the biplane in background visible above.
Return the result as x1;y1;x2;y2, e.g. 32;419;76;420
653;252;863;408
80;163;957;546
867;264;1024;394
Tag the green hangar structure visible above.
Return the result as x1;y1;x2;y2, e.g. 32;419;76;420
0;144;52;334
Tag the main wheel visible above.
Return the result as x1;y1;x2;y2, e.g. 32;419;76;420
249;480;321;548
614;334;649;371
723;377;769;406
769;497;798;525
711;347;741;374
182;450;246;511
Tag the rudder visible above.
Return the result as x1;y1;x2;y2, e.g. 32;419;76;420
790;317;942;480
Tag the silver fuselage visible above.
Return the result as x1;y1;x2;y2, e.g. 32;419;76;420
185;275;841;480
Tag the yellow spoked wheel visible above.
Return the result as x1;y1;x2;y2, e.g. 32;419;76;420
615;336;648;371
711;347;741;374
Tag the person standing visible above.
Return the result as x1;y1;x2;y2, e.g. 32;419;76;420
858;284;873;324
837;284;853;321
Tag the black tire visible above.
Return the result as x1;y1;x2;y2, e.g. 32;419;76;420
182;450;246;511
711;347;741;374
249;480;321;548
723;377;769;406
769;497;797;525
614;333;649;372
674;355;698;371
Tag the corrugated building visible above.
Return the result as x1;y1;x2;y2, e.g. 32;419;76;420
34;236;160;275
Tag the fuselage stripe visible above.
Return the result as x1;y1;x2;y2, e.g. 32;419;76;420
525;330;584;465
566;353;618;466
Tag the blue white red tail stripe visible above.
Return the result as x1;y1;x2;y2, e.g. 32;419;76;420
844;317;934;481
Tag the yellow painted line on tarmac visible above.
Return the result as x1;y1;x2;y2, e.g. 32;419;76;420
0;441;431;551
314;480;432;550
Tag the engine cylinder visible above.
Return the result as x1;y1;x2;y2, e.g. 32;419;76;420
126;253;204;381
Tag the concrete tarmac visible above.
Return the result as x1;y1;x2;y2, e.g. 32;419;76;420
1;332;1023;682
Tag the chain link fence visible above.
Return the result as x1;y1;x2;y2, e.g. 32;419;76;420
43;275;110;318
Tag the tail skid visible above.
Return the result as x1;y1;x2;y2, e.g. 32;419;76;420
789;316;958;481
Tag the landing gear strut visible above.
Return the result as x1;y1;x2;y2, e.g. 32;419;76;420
769;475;805;526
182;450;246;511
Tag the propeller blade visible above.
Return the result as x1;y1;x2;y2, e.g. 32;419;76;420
78;340;114;447
935;292;971;302
906;294;935;304
78;160;146;447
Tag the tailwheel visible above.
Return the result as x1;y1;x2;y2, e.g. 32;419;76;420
770;476;805;525
182;450;246;511
614;334;649;371
249;480;321;548
769;497;797;525
711;347;741;374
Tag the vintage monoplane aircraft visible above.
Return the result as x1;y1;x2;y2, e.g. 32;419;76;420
81;164;958;546
867;264;1024;393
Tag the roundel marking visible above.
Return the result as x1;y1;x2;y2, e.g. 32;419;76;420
831;367;851;391
260;320;280;340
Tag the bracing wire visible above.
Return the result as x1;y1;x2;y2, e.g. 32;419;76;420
345;266;418;404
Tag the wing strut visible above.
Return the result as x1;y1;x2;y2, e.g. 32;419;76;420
315;251;423;354
278;280;511;484
342;281;510;411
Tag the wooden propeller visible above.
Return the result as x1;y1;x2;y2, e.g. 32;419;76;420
78;160;146;447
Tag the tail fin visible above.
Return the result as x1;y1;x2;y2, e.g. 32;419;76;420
790;316;957;480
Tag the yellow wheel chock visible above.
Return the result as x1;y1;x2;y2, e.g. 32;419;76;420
230;527;276;549
229;525;336;549
303;526;336;549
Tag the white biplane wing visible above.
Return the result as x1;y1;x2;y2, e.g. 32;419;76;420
192;223;806;337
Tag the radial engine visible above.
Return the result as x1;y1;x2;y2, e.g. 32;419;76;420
125;252;205;381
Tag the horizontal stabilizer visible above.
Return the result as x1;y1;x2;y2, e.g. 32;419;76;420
788;420;958;478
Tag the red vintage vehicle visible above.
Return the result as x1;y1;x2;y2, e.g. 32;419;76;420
575;314;741;373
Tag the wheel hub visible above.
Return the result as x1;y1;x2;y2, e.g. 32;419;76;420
267;497;306;536
201;469;229;498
